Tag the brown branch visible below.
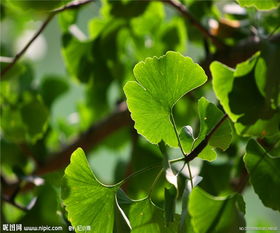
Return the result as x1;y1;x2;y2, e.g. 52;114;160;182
18;143;40;167
3;104;132;195
185;114;228;163
164;0;226;49
0;0;93;79
1;195;29;212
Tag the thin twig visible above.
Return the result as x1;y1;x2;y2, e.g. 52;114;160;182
164;0;226;49
0;0;93;79
170;110;194;189
118;164;162;188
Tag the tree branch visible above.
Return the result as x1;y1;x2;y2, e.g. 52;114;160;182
0;0;93;79
164;0;226;49
1;195;29;212
185;114;228;163
3;104;132;195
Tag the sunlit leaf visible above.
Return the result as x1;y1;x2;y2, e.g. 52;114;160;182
124;51;207;147
61;148;121;233
189;187;246;233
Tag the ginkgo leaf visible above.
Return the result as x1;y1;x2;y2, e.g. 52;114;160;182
244;140;280;211
210;56;276;136
124;51;207;147
61;148;120;233
189;187;246;233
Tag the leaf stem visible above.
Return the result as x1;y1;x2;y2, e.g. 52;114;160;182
170;112;186;157
117;164;161;187
170;111;194;189
148;168;164;198
169;157;185;164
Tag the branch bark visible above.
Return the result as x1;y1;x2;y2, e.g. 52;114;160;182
185;114;228;163
0;0;93;79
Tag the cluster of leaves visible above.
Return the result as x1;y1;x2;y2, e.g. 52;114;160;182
1;0;280;232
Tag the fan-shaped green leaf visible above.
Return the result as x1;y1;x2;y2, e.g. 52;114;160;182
124;51;207;147
61;148;120;233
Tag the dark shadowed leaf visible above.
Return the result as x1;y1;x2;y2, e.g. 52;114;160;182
20;97;49;141
121;197;180;233
244;139;280;211
40;76;69;107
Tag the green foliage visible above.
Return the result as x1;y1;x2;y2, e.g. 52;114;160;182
123;198;180;233
1;0;280;232
210;51;279;137
6;0;66;12
40;76;69;107
62;148;180;232
20;185;64;225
